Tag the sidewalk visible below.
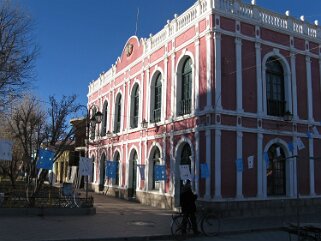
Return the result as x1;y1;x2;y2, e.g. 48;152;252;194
0;191;321;241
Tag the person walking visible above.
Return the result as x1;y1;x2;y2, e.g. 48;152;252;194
180;179;200;235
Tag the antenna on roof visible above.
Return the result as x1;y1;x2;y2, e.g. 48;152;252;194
135;7;140;36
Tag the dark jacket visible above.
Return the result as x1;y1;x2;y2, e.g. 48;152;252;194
180;186;197;213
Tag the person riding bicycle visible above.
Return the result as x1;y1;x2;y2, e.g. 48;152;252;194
180;179;200;235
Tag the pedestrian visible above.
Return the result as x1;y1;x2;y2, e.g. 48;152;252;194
180;179;200;235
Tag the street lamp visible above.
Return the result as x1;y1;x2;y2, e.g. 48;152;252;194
84;108;102;199
74;106;103;200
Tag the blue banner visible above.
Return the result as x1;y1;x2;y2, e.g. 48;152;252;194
106;161;118;179
200;163;209;178
154;165;166;181
137;164;145;180
36;149;55;170
236;158;243;172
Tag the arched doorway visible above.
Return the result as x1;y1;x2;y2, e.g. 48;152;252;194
99;153;106;191
128;150;138;198
175;142;192;207
267;144;286;196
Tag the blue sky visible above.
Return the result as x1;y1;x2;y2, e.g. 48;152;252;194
15;0;321;106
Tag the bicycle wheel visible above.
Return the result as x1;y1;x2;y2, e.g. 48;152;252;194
201;214;220;236
171;215;184;235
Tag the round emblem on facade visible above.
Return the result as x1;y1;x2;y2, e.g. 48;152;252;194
125;43;133;57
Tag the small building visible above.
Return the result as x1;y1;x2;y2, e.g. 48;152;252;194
87;0;321;215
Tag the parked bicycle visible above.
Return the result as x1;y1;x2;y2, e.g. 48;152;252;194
171;206;220;240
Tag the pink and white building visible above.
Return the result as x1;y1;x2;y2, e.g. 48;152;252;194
87;0;321;211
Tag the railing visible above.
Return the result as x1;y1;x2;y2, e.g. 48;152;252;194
153;108;161;122
179;99;191;116
267;99;286;117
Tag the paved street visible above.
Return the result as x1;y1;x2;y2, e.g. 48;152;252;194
0;191;320;241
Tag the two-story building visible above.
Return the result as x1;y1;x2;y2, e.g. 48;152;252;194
87;0;321;214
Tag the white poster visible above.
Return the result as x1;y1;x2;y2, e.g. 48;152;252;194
179;165;192;181
296;137;305;151
79;157;93;176
313;126;319;136
247;156;254;169
0;140;13;161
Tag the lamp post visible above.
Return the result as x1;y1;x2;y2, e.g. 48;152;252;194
77;105;102;200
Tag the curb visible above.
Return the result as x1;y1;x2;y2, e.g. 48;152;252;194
46;226;285;241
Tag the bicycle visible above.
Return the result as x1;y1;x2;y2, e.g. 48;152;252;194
171;206;220;240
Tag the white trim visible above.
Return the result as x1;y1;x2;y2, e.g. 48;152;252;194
235;37;243;113
205;129;211;199
262;50;292;116
195;130;200;196
257;133;263;198
195;38;200;112
290;52;298;120
205;32;212;110
255;42;263;116
306;56;314;122
263;138;293;198
236;131;243;198
214;31;222;111
214;129;222;199
175;51;195;117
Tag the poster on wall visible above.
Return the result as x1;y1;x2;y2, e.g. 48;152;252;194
179;165;192;180
200;163;209;178
137;164;145;180
154;165;166;181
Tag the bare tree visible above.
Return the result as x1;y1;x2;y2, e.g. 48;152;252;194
0;0;38;107
7;95;46;199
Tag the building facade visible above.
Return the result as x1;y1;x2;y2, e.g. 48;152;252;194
87;0;321;211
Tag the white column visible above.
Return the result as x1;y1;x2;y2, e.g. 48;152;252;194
195;131;200;196
195;38;200;112
236;131;243;198
290;53;298;119
205;129;211;199
306;56;313;122
214;31;222;111
289;136;298;197
206;32;212;110
255;42;263;116
163;57;168;121
125;81;130;130
235;37;243;113
142;69;151;122
214;129;222;199
257;133;264;197
171;54;176;117
309;138;315;195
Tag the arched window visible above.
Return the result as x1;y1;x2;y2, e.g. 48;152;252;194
152;147;161;190
150;73;162;123
266;57;285;116
101;101;108;136
179;58;192;116
180;143;192;188
114;94;122;133
90;107;97;140
267;144;286;196
114;152;120;186
130;84;139;128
